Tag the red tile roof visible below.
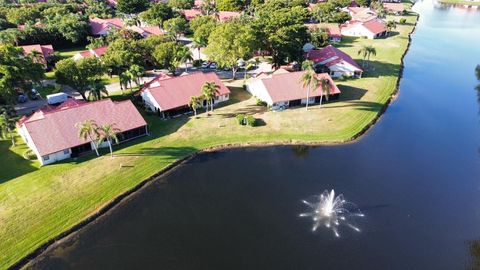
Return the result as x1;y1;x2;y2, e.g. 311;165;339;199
20;44;54;65
89;18;124;35
260;71;340;103
91;46;108;57
217;11;241;21
143;72;230;111
361;19;387;35
306;45;362;71
19;99;146;156
383;3;405;13
305;23;342;38
181;9;202;20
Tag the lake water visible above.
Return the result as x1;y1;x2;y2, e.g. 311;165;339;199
29;1;480;269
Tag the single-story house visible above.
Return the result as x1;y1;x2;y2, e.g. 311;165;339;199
383;3;405;15
341;19;387;39
89;18;124;36
217;11;241;21
20;44;54;68
342;7;377;22
306;45;363;78
180;10;240;22
17;98;147;165
305;23;342;43
73;46;108;61
140;72;230;117
181;9;202;21
246;69;341;108
128;25;163;37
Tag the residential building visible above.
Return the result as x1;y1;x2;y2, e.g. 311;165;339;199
306;45;363;78
343;7;377;22
341;19;387;39
246;69;341;108
73;46;108;61
17;99;147;165
140;72;230;117
383;3;406;15
89;18;124;36
180;10;241;22
305;23;342;43
20;44;54;68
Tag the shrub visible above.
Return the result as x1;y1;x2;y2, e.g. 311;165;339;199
256;99;267;106
23;149;37;160
399;18;406;24
246;115;256;127
193;59;203;67
236;114;246;125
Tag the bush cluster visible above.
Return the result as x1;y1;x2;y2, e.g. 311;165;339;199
236;114;256;126
23;149;37;160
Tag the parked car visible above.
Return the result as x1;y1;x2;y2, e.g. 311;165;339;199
30;88;39;100
47;92;68;105
209;62;217;69
17;94;28;103
201;62;210;68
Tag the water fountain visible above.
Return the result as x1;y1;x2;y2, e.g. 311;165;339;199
299;189;364;237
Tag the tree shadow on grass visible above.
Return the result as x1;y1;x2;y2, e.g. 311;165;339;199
114;146;198;158
216;104;268;118
337;85;368;101
358;60;402;78
336;36;361;48
0;140;38;184
326;100;384;112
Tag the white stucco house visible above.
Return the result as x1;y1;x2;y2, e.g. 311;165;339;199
17;99;147;165
341;19;387;39
140;72;230;118
305;45;363;79
246;69;341;108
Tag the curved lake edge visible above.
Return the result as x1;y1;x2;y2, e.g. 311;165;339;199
12;12;420;270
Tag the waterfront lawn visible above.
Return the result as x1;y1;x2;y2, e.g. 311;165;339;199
0;13;417;270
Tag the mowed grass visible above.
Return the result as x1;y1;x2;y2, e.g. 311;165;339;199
438;0;480;5
0;12;417;269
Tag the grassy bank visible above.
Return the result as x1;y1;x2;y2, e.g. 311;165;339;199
438;0;480;6
0;13;417;270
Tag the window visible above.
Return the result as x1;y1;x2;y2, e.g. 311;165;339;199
63;149;70;155
43;155;50;161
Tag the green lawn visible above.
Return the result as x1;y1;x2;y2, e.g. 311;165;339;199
438;0;480;5
0;12;417;270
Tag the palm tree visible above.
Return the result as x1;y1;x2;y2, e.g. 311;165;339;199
318;78;332;107
386;20;397;36
128;64;144;86
189;95;202;116
88;80;108;101
98;124;120;158
357;45;377;69
76;120;100;156
202;81;220;112
302;60;314;71
191;38;206;60
28;50;44;64
119;72;129;94
299;69;319;110
177;46;193;73
0;107;17;146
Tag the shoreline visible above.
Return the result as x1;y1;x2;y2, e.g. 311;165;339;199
9;13;420;270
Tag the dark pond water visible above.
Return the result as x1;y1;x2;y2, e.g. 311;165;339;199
29;1;480;269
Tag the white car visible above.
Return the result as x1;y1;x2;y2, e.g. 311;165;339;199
209;63;217;69
201;62;210;68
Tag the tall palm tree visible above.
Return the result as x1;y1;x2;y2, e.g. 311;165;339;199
119;72;129;94
191;38;206;61
177;46;193;73
386;20;397;36
357;45;377;69
28;50;44;64
128;64;144;86
202;81;220;112
0;107;17;146
302;59;314;71
299;69;319;111
98;123;120;158
189;95;202;116
88;80;108;101
76;120;100;156
318;78;332;108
